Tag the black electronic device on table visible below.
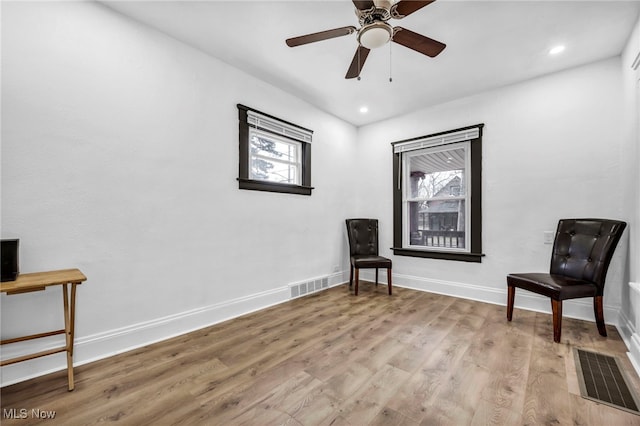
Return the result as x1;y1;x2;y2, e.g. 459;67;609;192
1;239;19;282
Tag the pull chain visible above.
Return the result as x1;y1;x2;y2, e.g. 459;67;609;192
357;47;362;81
389;41;393;82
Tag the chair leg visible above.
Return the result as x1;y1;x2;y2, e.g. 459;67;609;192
349;265;353;287
375;268;379;286
354;268;359;296
387;268;392;295
551;299;563;343
507;285;515;321
594;295;607;337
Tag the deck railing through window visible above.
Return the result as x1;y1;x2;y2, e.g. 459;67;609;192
410;230;465;248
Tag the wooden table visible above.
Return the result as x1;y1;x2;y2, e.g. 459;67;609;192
1;269;87;391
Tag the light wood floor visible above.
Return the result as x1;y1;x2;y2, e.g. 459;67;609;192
2;283;640;425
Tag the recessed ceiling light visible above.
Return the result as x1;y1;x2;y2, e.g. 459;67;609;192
359;106;369;113
549;45;565;55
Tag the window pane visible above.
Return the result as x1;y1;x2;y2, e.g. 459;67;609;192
407;146;466;200
403;142;469;251
408;200;466;249
251;134;298;162
251;158;298;184
249;131;301;184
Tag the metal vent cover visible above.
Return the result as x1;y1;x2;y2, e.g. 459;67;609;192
574;348;640;415
289;277;329;299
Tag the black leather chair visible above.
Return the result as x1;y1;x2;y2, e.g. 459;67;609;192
345;219;392;296
507;218;626;343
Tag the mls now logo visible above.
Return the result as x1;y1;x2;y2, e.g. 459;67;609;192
3;408;56;419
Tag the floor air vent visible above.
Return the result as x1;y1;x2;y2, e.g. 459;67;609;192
290;277;329;299
574;348;640;415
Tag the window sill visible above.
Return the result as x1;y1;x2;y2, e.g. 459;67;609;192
391;247;484;263
237;178;313;196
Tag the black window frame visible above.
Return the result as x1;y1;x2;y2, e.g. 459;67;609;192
391;124;484;263
237;104;313;196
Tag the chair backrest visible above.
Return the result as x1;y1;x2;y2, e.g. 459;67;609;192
345;218;379;256
550;218;627;292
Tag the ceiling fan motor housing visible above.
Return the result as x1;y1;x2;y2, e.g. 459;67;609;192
356;2;392;25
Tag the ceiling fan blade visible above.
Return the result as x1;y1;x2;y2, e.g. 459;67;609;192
345;45;371;79
391;0;436;18
352;1;375;11
392;27;446;57
286;26;357;47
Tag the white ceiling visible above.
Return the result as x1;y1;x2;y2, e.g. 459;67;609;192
102;0;640;127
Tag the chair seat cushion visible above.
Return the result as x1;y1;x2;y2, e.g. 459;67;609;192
351;255;392;269
507;272;598;301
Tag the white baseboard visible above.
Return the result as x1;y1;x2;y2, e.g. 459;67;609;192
1;271;346;387
626;282;640;377
629;334;640;376
618;309;635;349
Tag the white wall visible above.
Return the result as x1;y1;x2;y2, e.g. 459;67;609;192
0;1;357;385
356;57;630;321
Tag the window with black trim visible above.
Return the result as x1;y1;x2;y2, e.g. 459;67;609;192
391;124;484;262
237;104;313;196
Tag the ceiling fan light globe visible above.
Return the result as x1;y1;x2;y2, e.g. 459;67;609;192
358;23;393;49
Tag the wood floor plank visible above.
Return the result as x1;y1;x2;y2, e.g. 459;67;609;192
224;372;324;424
323;363;373;401
475;307;534;417
370;407;419;425
2;283;640;426
385;304;481;421
521;313;574;426
286;381;341;425
470;398;523;426
567;391;640;426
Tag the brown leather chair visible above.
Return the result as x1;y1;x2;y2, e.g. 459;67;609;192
345;219;392;296
507;218;626;343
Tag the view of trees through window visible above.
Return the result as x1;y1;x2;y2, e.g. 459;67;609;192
249;133;300;184
413;170;464;199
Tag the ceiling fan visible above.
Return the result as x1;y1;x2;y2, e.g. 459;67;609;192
285;0;446;79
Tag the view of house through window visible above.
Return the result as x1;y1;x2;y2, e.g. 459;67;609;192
405;143;469;250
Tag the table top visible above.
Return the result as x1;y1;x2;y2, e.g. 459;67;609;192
1;269;86;294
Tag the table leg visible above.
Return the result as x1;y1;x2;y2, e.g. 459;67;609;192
62;283;77;391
